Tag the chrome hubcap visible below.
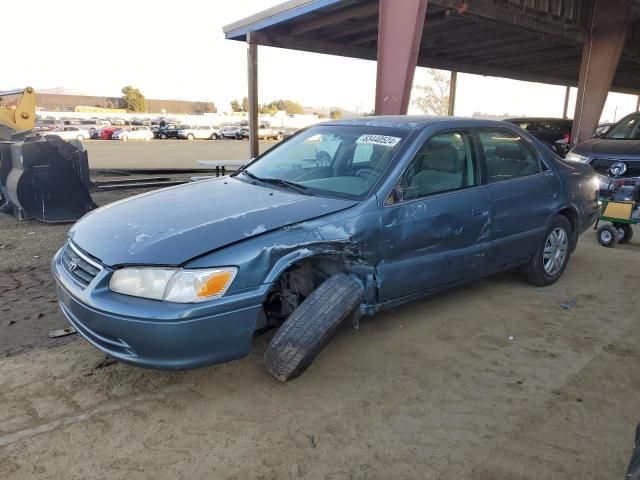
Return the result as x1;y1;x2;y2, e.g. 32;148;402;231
543;227;568;276
601;230;612;243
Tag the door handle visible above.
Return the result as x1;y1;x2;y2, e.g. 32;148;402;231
472;208;489;217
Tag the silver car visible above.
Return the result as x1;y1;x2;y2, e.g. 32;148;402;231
178;125;221;140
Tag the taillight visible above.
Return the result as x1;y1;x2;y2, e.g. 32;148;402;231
563;134;571;144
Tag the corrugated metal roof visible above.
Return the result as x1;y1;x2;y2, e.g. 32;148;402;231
224;0;640;94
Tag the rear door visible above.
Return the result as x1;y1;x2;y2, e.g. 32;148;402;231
377;129;491;302
476;128;560;269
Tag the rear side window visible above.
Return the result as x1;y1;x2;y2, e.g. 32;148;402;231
399;131;478;200
478;129;543;183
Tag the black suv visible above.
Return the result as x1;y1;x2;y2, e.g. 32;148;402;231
567;112;640;184
505;118;573;157
155;125;187;139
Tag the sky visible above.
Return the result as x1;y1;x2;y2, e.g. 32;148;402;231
6;0;639;122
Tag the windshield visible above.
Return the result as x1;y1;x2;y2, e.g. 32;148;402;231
604;114;640;140
242;125;409;199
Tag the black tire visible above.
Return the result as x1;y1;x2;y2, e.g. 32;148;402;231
613;223;633;244
264;273;364;382
525;215;572;286
275;133;283;141
160;133;167;139
597;225;619;248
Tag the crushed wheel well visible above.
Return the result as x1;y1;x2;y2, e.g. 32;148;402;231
263;256;344;327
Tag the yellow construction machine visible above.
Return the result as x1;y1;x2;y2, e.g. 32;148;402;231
0;87;96;222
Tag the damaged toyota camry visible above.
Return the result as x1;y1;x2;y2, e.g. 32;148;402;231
52;117;600;381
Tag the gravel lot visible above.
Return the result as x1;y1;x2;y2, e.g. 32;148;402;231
0;142;639;479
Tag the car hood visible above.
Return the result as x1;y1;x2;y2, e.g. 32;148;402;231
69;177;357;267
574;139;640;159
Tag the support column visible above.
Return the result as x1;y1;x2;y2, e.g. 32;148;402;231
247;33;259;159
562;86;570;119
374;0;428;115
571;0;629;145
448;70;457;116
636;95;640;112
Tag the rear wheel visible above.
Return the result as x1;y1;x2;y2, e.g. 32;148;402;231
613;223;633;244
121;135;128;142
160;133;167;139
275;133;283;141
264;273;364;382
187;133;194;140
525;216;572;286
597;225;619;248
210;133;218;140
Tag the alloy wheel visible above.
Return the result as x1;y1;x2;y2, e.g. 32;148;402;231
543;227;568;276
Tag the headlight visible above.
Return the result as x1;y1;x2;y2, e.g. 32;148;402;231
109;267;237;303
566;152;589;163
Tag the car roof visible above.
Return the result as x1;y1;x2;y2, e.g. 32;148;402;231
321;115;524;131
505;117;572;123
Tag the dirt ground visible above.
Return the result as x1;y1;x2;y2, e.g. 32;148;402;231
1;143;639;479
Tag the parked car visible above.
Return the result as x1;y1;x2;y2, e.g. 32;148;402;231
257;121;284;141
566;111;640;189
177;125;220;140
594;122;615;138
155;125;187;139
505;117;572;156
97;126;121;140
219;125;249;139
112;126;153;141
43;126;91;141
79;120;103;133
52;117;599;381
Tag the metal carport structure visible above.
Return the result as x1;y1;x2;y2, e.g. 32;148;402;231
224;0;640;158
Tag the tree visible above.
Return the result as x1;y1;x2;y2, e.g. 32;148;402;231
257;99;304;115
230;99;243;112
241;97;249;112
411;69;450;116
329;108;343;119
121;86;146;113
283;99;304;114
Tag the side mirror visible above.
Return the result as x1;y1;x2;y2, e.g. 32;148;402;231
592;131;604;139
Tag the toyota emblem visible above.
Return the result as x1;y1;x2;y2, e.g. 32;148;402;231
68;258;78;272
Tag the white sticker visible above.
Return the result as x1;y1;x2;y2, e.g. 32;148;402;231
356;134;401;147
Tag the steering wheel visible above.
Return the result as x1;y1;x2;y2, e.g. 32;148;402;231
355;167;375;179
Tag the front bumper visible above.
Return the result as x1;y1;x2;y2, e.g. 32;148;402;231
52;246;268;370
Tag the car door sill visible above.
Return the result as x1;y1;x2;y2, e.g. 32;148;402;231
373;258;529;313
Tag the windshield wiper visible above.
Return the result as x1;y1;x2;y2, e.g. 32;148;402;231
257;177;311;195
236;169;311;195
237;169;261;181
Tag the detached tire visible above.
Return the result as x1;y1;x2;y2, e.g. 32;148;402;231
264;273;364;382
525;215;572;286
614;223;633;244
598;225;619;248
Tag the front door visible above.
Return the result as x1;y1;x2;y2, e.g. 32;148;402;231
377;129;491;302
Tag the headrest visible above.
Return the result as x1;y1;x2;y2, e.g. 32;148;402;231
495;142;526;160
422;145;461;173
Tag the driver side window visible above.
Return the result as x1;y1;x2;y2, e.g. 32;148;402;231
389;131;478;204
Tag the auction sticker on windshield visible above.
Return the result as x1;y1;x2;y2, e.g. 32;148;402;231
356;134;401;147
